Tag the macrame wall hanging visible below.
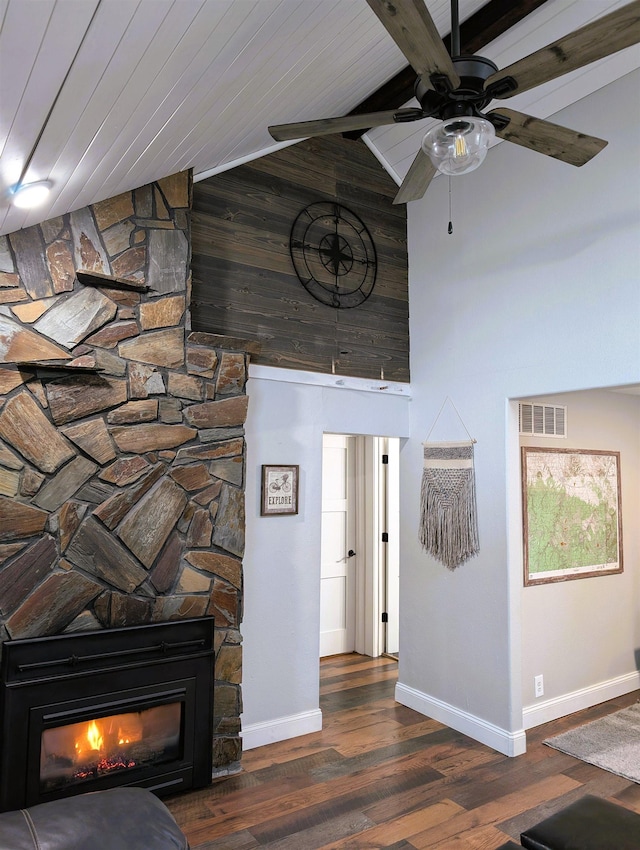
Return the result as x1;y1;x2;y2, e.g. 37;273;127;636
419;398;480;570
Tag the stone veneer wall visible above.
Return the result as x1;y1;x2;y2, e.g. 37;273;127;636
0;171;255;770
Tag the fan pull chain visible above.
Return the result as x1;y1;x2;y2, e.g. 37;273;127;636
448;177;453;235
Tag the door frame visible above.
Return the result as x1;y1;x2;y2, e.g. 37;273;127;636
354;436;378;657
382;436;400;655
324;434;399;659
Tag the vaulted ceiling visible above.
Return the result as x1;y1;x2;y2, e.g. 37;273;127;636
1;0;638;236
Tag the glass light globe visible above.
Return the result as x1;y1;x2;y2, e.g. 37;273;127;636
422;117;495;176
11;180;53;209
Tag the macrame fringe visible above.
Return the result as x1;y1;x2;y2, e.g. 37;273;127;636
419;441;479;570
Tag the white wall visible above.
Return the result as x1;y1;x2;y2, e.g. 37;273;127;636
241;369;410;747
400;69;640;755
239;70;640;758
520;389;640;727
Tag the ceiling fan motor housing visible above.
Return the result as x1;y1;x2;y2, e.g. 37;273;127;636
415;55;498;120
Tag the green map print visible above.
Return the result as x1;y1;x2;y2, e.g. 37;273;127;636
526;451;620;577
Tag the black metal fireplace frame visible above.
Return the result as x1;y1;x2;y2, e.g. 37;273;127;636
0;616;214;812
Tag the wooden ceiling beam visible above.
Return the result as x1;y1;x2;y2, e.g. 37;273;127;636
345;0;549;135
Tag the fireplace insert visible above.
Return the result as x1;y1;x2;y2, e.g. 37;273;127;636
0;616;214;812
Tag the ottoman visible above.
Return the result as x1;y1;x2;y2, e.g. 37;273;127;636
520;794;640;850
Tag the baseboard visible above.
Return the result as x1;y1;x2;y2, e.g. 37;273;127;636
395;682;527;757
239;674;640;753
522;670;640;730
241;708;323;750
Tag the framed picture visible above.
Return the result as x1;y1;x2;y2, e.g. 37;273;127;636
522;447;623;586
260;465;299;516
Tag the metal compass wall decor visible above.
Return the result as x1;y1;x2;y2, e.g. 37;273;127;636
289;202;377;309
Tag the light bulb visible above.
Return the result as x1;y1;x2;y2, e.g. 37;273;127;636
422;117;495;177
454;133;468;159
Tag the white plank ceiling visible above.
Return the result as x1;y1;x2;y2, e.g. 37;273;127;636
1;0;638;236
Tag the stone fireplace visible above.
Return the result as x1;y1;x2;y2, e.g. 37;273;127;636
0;170;255;783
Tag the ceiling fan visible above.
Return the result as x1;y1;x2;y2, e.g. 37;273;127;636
268;0;640;204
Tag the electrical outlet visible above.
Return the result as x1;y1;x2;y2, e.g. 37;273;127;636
534;674;544;698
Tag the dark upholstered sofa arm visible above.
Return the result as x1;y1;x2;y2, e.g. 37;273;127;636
0;787;189;850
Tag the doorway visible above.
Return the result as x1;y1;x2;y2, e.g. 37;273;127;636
319;434;399;659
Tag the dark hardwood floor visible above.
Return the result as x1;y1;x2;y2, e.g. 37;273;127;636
166;654;640;849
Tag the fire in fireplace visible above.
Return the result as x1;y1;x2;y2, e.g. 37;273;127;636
0;617;214;812
40;702;182;794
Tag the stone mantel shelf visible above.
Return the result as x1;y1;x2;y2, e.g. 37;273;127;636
14;361;104;375
76;270;150;292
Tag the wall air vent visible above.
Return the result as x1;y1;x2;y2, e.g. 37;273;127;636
519;403;567;438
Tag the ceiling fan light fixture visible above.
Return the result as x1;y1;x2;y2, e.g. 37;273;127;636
11;180;53;209
421;117;495;176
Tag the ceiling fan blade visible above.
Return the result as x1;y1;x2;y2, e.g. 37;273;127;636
365;0;460;92
486;0;640;98
268;108;422;141
393;149;437;204
488;108;608;166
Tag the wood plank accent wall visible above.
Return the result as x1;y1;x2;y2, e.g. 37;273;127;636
191;135;409;382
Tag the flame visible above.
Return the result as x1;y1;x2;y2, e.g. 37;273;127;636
86;720;103;752
72;714;143;760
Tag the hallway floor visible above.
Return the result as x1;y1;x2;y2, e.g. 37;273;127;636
166;653;640;848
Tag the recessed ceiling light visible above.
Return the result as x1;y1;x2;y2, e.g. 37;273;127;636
11;180;53;209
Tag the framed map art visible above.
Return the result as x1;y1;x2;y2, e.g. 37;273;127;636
522;447;623;586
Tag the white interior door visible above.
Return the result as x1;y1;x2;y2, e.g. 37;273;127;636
320;434;356;657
